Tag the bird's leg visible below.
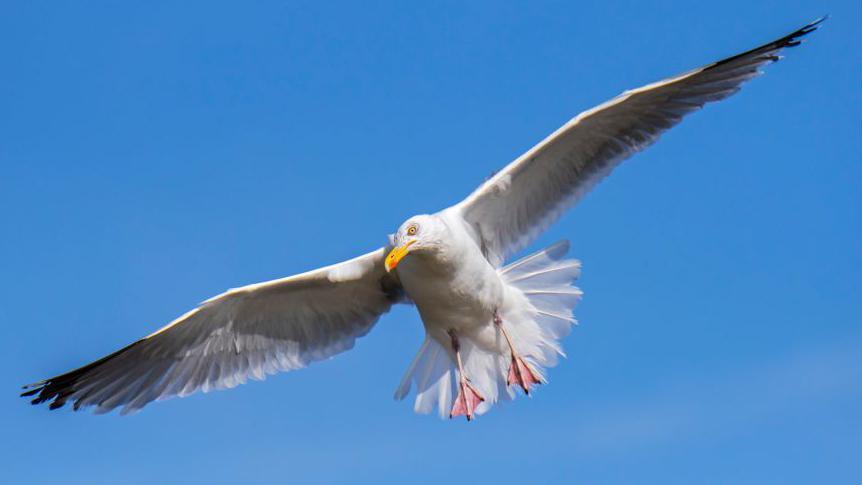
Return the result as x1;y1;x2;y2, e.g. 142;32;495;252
448;329;484;421
494;312;542;394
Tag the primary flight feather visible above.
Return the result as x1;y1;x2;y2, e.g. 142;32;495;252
23;18;824;419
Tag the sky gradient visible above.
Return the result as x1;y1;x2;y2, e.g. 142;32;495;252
2;1;860;484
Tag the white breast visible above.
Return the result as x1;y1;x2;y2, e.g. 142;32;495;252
395;214;504;340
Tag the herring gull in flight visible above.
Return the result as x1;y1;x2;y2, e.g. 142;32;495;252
22;18;824;420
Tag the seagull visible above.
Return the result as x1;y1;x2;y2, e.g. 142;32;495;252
23;18;824;420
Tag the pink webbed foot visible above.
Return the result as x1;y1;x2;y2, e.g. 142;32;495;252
494;311;543;395
450;379;485;421
507;354;542;395
447;328;485;421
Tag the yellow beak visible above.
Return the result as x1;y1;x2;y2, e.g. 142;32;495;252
385;240;416;273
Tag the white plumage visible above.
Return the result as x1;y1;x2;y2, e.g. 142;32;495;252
395;240;580;417
23;18;823;419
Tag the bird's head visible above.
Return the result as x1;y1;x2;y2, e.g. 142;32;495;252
385;214;446;272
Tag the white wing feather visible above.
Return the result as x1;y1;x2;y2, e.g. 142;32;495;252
453;18;824;265
23;248;402;414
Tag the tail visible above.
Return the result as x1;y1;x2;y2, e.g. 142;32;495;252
498;240;582;370
394;241;582;418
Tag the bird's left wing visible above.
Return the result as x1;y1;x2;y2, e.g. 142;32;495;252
452;18;824;266
23;248;403;414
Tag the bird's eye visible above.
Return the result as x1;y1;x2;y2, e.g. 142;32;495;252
407;225;418;236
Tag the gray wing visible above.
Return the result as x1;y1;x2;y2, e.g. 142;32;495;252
23;248;403;414
453;18;824;266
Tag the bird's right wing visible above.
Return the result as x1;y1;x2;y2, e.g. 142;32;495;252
452;18;824;266
23;247;403;414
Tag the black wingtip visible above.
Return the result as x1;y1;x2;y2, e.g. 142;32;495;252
796;16;828;39
20;380;46;397
20;387;41;398
711;16;827;70
810;15;829;27
21;377;74;410
783;16;828;47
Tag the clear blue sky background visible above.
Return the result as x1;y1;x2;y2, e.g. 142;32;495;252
2;1;859;484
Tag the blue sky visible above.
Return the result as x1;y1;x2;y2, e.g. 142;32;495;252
2;1;860;484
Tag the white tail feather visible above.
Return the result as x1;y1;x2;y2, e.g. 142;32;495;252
394;240;581;418
394;336;457;416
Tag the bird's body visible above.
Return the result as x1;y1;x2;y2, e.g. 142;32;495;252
23;18;824;420
388;211;576;416
397;212;503;342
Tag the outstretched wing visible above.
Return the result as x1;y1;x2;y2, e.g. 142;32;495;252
23;248;403;414
453;18;824;266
